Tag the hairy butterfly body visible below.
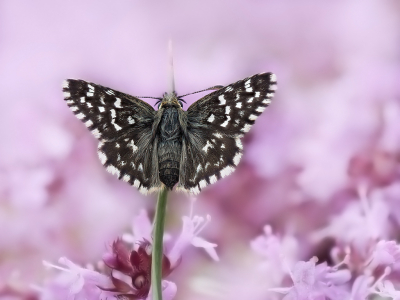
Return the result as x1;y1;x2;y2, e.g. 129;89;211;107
62;72;277;194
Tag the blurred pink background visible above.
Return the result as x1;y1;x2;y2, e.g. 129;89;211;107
1;0;400;299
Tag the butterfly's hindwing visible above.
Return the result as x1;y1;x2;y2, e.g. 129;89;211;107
179;72;277;194
63;79;160;193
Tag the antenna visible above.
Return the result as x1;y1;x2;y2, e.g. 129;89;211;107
167;40;175;94
179;85;224;98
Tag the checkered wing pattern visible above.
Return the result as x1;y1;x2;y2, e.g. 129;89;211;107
179;72;277;194
63;79;160;193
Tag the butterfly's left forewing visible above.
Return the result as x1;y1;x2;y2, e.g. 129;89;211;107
179;72;277;194
63;79;161;194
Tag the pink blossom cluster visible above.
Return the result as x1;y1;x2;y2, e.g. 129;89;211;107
37;209;217;300
1;1;400;300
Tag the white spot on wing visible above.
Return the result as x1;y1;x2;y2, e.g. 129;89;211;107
202;140;213;153
220;165;235;178
111;109;116;119
99;107;105;112
140;186;149;194
138;163;143;171
207;114;215;123
122;174;131;182
246;87;253;92
87;92;94;97
113;123;122;131
255;92;260;98
270;73;277;82
62;80;69;88
63;92;71;98
210;175;217;184
128;116;135;124
213;132;223;138
115;98;122;108
190;186;200;194
267;93;274;97
249;114;257;121
92;129;101;138
76;113;85;119
128;140;138;152
262;99;271;104
134;179;140;188
225;106;231;115
226;86;233;91
236;102;242;108
98;151;107;164
85;120;93;127
66;100;74;104
221;144;225;148
107;165;120;177
70;106;78;112
196;164;202;173
220;116;231;127
241;124;251;132
247;97;254;103
235;138;243;150
256;106;266;113
199;180;207;189
218;95;226;105
233;152;242;165
106;90;115;95
87;102;93;108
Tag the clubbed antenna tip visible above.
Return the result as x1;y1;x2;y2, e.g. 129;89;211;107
168;40;175;94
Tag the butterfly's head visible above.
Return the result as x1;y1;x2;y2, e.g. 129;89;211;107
157;91;186;110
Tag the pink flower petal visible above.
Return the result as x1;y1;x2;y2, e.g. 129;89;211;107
192;237;219;261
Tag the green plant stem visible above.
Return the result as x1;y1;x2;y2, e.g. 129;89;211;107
151;186;169;300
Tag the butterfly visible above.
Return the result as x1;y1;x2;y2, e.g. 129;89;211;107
62;72;277;194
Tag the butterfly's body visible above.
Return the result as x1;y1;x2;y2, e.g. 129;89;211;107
157;103;183;189
62;72;277;194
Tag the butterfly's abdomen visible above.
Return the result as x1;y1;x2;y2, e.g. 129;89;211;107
157;107;182;189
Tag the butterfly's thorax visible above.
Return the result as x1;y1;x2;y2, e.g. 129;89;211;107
157;105;183;189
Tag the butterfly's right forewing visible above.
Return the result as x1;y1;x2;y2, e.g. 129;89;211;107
179;72;277;194
63;79;161;194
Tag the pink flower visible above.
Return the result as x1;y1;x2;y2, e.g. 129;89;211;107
270;257;351;300
374;279;400;300
100;239;172;299
168;201;219;266
312;185;391;255
42;240;175;300
41;257;115;300
366;240;400;270
122;210;153;245
350;275;374;300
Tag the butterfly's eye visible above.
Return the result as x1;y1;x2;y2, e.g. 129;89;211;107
178;100;184;108
158;102;162;109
